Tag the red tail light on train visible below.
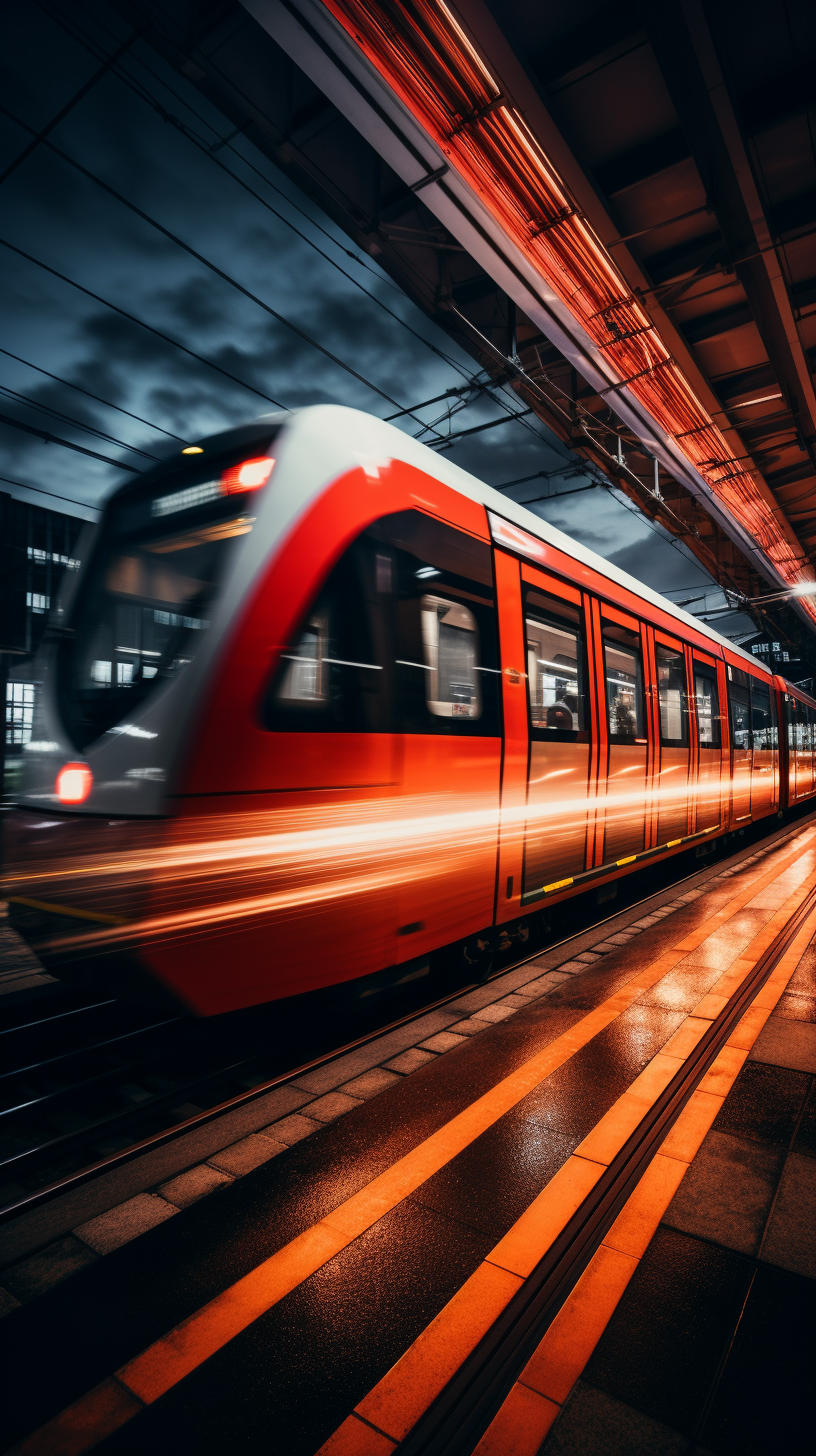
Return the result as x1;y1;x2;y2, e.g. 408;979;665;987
56;763;93;804
220;457;275;494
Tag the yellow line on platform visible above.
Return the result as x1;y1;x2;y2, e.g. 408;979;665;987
315;879;816;1454
467;903;816;1456
7;829;816;1456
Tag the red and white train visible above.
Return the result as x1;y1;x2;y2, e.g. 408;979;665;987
5;406;816;1014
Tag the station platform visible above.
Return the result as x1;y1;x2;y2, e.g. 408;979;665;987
1;820;815;1456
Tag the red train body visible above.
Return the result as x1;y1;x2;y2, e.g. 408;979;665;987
5;407;816;1014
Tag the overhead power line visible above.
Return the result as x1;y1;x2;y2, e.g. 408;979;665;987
2;105;447;439
0;472;100;512
22;4;563;452
0;385;161;460
0;30;140;185
0;412;141;471
0;237;288;410
0;347;185;441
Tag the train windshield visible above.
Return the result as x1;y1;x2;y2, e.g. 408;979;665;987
59;427;278;749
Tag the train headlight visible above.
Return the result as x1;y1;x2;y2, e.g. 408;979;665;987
56;762;93;804
220;457;275;494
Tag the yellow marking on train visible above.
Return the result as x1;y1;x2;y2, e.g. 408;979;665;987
543;877;574;894
616;856;637;866
7;895;128;926
666;839;683;847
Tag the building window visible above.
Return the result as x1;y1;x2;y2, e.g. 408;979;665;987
26;592;50;614
6;682;35;747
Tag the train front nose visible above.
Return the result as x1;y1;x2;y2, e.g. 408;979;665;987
3;807;180;1009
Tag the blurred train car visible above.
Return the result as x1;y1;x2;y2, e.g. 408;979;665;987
5;406;816;1014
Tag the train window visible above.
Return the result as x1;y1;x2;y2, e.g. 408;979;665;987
656;644;689;746
276;612;329;706
524;588;587;738
265;540;389;733
693;662;721;748
727;667;751;749
59;425;280;750
752;679;773;750
786;698;798;751
603;623;645;742
420;596;481;719
265;510;500;736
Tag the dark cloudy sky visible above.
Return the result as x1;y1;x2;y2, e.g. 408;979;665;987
2;0;733;617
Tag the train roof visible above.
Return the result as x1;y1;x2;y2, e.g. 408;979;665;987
278;405;774;681
108;404;809;691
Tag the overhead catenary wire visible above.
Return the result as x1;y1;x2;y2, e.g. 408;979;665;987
0;348;186;441
0;384;162;461
8;0;743;611
0;412;141;471
0;29;140;186
32;0;472;368
0;473;100;512
0;237;289;411
0;106;448;439
23;0;574;454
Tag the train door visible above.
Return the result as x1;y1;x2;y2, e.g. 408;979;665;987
800;702;811;799
793;699;807;800
692;654;723;832
751;675;776;817
655;635;691;843
365;511;503;955
519;569;593;898
727;666;752;820
600;607;648;862
785;695;796;804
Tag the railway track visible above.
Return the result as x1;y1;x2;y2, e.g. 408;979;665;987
1;810;810;1225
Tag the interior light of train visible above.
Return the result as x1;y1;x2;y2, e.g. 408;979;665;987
153;481;221;516
415;566;441;578
537;658;578;673
220;457;275;494
181;445;204;454
56;762;93;804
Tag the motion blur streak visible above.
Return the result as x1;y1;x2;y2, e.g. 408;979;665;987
5;777;717;951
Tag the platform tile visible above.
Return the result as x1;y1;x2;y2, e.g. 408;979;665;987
208;1134;288;1175
1;1234;97;1302
74;1193;178;1255
339;1067;404;1099
157;1164;233;1209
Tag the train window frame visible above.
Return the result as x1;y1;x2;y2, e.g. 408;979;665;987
655;642;690;748
693;659;721;749
751;677;774;751
262;536;390;734
373;510;500;737
602;620;646;744
523;586;589;742
419;593;482;720
263;509;501;738
727;665;752;750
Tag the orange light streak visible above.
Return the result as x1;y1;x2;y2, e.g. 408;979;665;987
6;778;729;950
321;0;815;618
